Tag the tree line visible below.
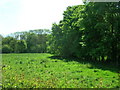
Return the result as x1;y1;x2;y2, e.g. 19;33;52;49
1;29;50;53
48;2;120;64
1;2;120;64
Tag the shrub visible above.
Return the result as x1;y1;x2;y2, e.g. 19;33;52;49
2;45;12;53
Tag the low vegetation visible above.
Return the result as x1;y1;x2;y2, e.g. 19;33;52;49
2;53;119;88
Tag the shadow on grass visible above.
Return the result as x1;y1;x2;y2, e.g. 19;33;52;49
48;55;119;73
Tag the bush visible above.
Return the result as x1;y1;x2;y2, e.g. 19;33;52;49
2;45;12;53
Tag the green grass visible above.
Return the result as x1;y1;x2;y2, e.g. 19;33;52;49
2;53;119;88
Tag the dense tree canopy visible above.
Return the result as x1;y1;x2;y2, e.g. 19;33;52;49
2;29;50;53
48;2;120;65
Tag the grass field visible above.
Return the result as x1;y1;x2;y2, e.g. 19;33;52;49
2;53;119;88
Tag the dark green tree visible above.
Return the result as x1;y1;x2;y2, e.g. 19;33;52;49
2;45;12;53
15;40;27;53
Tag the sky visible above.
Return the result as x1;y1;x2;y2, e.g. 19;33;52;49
0;0;83;36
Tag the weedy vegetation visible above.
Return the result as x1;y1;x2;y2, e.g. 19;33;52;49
2;53;119;88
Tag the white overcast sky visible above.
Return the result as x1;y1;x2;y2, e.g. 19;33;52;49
0;0;83;36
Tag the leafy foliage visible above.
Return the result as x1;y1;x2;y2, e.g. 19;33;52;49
15;40;27;53
1;2;120;88
2;45;12;53
2;29;51;53
49;2;120;65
